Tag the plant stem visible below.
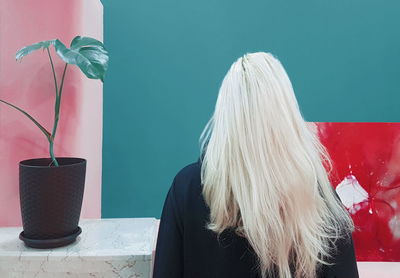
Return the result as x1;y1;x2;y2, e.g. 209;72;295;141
48;63;67;167
49;139;58;166
51;63;68;141
0;98;57;165
1;54;69;167
47;48;58;97
58;64;68;99
0;99;52;141
46;48;60;166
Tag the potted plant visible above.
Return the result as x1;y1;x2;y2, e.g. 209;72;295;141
0;36;109;248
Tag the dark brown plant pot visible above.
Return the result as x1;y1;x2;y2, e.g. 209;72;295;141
19;157;86;249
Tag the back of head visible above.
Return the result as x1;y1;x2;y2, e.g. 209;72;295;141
200;52;353;278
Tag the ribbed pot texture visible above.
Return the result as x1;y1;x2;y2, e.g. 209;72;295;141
19;157;86;240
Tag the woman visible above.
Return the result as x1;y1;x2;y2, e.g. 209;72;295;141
153;52;358;278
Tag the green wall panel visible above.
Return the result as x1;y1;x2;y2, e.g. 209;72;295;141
102;0;400;218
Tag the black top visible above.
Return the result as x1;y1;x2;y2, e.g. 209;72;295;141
153;162;359;278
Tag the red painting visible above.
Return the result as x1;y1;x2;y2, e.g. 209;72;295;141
316;122;400;261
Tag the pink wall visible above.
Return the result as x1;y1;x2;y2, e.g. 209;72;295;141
0;0;103;226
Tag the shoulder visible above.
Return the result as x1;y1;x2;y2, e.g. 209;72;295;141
321;231;358;277
169;161;202;207
173;161;201;186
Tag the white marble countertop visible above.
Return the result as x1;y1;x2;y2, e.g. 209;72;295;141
2;218;400;278
357;262;400;278
0;218;159;278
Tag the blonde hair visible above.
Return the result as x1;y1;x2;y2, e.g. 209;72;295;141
200;52;353;278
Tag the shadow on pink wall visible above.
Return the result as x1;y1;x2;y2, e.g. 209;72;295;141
0;0;103;226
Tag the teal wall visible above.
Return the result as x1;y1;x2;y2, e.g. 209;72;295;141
102;0;400;218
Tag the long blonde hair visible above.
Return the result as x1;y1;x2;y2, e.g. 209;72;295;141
200;52;353;278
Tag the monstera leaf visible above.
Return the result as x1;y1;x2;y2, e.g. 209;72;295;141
70;36;104;49
16;36;108;82
55;37;108;81
15;40;56;60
